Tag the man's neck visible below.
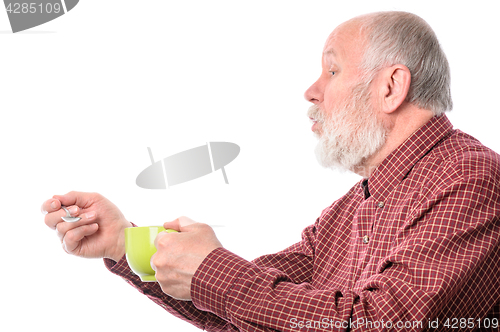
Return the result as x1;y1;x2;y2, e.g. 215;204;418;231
352;106;435;178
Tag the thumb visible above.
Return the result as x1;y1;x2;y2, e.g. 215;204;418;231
53;191;91;209
163;216;197;232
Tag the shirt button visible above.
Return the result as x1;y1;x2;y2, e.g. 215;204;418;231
377;201;385;208
362;235;369;244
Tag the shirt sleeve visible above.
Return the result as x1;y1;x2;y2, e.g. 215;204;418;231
104;256;237;331
104;223;317;332
190;176;500;331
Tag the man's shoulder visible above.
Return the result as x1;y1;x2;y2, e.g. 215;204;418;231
412;129;500;188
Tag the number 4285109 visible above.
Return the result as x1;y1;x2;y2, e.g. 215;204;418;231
6;2;62;14
443;318;499;329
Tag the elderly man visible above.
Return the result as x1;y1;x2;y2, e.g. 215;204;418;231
42;11;500;331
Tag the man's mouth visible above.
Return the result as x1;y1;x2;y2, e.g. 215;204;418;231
307;105;324;133
310;117;319;132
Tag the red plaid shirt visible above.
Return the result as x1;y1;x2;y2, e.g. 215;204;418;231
105;114;500;331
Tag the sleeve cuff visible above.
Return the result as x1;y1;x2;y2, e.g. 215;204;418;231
103;222;139;280
191;247;256;320
104;255;144;284
104;255;127;273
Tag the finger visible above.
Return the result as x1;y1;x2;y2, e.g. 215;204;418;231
44;206;73;230
45;205;82;230
150;253;157;272
55;210;97;241
154;227;180;248
41;198;61;215
154;230;169;248
53;191;96;211
163;216;197;232
62;223;99;254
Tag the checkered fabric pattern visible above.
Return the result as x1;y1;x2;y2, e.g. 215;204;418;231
105;114;500;331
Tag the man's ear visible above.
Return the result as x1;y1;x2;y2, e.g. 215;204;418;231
378;65;411;114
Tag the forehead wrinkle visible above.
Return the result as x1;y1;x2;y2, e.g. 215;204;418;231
322;19;368;69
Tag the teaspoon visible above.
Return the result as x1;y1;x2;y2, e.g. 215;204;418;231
61;206;81;222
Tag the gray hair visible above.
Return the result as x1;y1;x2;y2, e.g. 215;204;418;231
358;11;453;116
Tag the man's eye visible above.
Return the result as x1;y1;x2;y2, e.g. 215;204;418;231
329;71;335;76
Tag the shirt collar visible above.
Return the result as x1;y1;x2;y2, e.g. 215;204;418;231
366;114;454;203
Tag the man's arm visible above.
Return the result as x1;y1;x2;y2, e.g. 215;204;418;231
190;176;500;331
104;256;233;331
105;223;317;331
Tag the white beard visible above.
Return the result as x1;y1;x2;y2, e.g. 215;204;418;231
307;81;388;173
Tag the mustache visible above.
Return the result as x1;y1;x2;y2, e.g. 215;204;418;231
307;104;325;123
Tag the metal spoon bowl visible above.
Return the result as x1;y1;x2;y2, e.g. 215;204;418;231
61;206;81;222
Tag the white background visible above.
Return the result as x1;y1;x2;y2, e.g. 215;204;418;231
1;1;499;331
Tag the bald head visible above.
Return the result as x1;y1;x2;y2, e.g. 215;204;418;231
354;11;453;115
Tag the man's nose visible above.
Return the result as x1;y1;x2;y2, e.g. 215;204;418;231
304;79;323;104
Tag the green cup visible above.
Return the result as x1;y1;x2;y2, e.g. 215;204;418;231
124;226;178;282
